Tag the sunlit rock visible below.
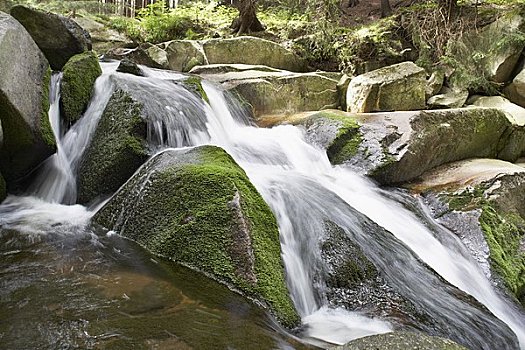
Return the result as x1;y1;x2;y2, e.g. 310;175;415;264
202;36;308;72
193;65;338;119
346;61;426;113
427;87;468;109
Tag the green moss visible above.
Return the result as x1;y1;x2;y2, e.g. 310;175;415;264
95;146;300;327
182;76;209;103
40;67;55;147
77;89;148;204
330;120;362;164
312;111;362;165
443;187;525;306
61;51;102;124
479;205;525;304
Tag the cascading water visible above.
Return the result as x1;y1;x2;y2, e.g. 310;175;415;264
1;62;524;349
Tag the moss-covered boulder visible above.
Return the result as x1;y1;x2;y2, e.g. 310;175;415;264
0;12;55;187
332;332;468;350
94;146;300;327
165;40;206;72
408;159;525;306
60;51;102;125
196;65;338;121
202;36;308;73
352;108;523;184
77;89;148;204
295;110;362;165
10;5;91;70
346;61;426;113
448;12;525;90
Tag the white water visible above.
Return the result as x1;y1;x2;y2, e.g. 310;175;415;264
192;82;525;347
30;62;120;204
3;62;524;348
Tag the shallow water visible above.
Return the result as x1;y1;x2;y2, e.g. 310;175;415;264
0;197;310;350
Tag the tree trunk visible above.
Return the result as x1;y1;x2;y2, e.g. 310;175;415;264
230;0;265;35
380;0;392;17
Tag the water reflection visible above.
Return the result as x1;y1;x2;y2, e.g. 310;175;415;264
0;219;312;350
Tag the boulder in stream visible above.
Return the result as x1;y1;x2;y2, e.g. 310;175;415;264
0;12;55;187
292;107;525;185
193;64;339;121
408;158;525;306
333;331;468;350
60;51;102;125
77;88;148;204
94;146;300;327
10;5;92;70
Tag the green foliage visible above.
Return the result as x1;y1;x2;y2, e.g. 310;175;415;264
107;1;236;43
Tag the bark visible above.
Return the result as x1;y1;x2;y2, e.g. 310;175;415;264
380;0;392;17
230;0;265;35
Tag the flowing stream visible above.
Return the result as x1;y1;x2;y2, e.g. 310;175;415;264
1;62;524;349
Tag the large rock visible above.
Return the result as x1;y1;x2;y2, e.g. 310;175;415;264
316;214;517;348
469;95;525;126
111;37;307;74
482;13;525;83
77;88;148;204
73;16;132;53
60;51;102;125
409;159;525;306
332;332;468;350
94;146;300;327
448;12;525;89
505;66;525;107
427;87;469;109
0;12;55;186
77;73;218;204
291;108;524;185
105;43;168;69
202;36;308;72
165;40;206;72
10;5;92;70
194;64;338;120
346;61;426;113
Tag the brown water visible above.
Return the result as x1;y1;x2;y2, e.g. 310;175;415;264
0;219;312;350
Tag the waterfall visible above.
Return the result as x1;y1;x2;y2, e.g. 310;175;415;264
4;62;524;349
29;62;120;204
